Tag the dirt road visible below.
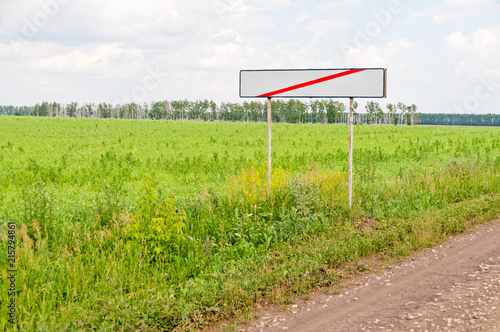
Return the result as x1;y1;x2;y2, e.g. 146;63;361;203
238;219;500;332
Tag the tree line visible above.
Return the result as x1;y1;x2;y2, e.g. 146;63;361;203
0;100;497;126
0;100;415;125
418;113;500;127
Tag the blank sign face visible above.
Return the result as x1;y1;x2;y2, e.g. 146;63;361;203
240;68;386;98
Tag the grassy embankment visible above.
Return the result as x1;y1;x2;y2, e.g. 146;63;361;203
0;116;499;330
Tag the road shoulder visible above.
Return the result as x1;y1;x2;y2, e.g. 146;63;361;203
237;218;500;332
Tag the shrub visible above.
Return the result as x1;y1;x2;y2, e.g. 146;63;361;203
297;165;348;212
225;165;289;211
127;177;187;262
22;178;53;244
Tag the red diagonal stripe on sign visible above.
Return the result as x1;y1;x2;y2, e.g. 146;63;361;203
257;69;366;97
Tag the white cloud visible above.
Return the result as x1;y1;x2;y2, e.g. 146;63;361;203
197;41;255;69
432;0;500;24
484;68;500;84
446;31;467;51
293;14;352;35
454;61;468;75
313;0;362;16
252;0;292;11
388;39;418;50
445;26;500;58
151;10;200;36
209;29;240;44
213;0;249;20
341;38;417;67
443;25;500;99
409;11;426;19
31;43;143;76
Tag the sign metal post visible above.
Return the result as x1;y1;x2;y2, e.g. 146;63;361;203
267;97;272;199
348;97;354;208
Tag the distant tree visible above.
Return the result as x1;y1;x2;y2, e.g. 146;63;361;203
32;102;50;116
66;102;77;117
325;100;345;123
406;104;418;125
375;104;384;124
284;99;307;123
98;103;112;118
228;102;244;121
170;99;189;120
170;100;182;120
243;100;264;122
83;103;95;118
142;103;150;119
271;100;286;123
189;100;210;121
387;103;397;125
310;100;327;123
242;101;252;122
309;100;319;123
149;101;166;120
365;101;382;125
297;100;308;123
124;103;136;119
351;100;360;124
397;102;407;125
209;100;217;121
51;102;61;117
31;104;39;116
110;104;119;118
115;105;123;118
218;102;230;121
413;112;420;125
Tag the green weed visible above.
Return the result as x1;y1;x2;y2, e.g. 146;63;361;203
0;116;499;330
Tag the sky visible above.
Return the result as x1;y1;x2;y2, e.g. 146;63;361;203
0;0;499;113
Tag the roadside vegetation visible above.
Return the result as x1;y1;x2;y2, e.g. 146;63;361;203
0;116;499;330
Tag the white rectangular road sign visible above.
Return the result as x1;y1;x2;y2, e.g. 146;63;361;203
240;68;386;98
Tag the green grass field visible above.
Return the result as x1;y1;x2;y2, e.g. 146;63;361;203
1;116;499;330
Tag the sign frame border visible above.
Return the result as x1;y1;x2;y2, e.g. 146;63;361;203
239;67;387;99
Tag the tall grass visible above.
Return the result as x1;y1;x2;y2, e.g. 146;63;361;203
0;116;499;330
